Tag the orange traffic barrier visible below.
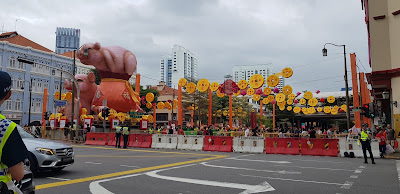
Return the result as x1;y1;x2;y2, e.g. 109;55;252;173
107;133;122;147
203;136;233;152
265;138;300;155
85;132;108;146
300;138;339;157
128;134;152;148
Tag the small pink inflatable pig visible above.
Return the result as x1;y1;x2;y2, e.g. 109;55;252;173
76;42;137;80
63;72;98;113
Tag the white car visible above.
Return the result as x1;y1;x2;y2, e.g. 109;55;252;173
17;125;74;173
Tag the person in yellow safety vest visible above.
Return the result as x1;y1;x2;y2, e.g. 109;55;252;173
122;124;130;149
115;125;122;148
149;128;154;134
0;71;29;193
359;124;375;164
157;126;162;134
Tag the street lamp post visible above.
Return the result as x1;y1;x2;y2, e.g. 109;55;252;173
322;43;351;130
22;79;32;124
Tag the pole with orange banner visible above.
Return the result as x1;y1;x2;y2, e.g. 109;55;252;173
41;88;48;138
208;89;212;126
365;82;372;127
229;95;233;129
273;103;276;129
350;53;361;129
178;86;182;127
260;99;263;128
360;72;367;125
135;73;140;94
153;103;156;129
191;110;194;127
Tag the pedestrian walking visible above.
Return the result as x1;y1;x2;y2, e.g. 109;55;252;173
122;124;130;149
375;128;387;158
359;124;375;164
0;71;29;193
115;125;122;148
386;124;395;148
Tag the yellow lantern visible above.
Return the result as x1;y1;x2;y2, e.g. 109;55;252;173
253;94;261;101
54;92;60;100
263;87;272;95
210;82;220;92
217;90;225;98
317;107;323;112
324;106;331;114
279;106;285;111
293;107;301;113
146;102;152;109
281;67;293;78
341;104;347;112
327;96;335;103
262;98;269;104
304;91;313;100
81;108;87;115
275;93;286;103
178;78;188;87
146;93;155;102
197;79;210;92
288;94;296;100
267;95;274;102
65;92;72;101
186;82;196;94
249;74;264;89
247;88;255;96
61;93;66;100
282;85;292;95
157;102;165;109
238;80;248;90
287;106;292;111
300;98;306;105
308;98;318;107
266;75;279;87
277;100;286;107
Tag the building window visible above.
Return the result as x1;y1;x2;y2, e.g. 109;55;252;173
16;78;23;89
5;100;12;110
10;76;14;89
18;61;24;69
35;102;42;112
15;99;21;111
55;84;59;91
31;80;36;91
37;81;42;92
9;57;16;68
44;82;49;89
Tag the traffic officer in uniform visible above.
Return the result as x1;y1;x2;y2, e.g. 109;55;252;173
122;124;130;149
0;71;29;193
148;127;154;135
115;125;122;148
359;124;375;164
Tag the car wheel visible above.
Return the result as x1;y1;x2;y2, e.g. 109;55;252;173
28;152;39;174
51;167;65;173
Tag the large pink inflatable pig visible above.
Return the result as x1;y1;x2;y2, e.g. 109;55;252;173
63;72;98;114
76;42;137;80
76;42;141;113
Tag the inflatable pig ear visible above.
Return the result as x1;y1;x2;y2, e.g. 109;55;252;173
88;72;96;83
94;42;101;49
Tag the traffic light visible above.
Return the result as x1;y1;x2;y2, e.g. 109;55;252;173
103;107;110;118
360;104;370;118
369;102;375;118
42;112;49;120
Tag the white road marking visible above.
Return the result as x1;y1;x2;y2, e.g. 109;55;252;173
145;164;275;193
350;175;358;179
201;162;301;174
85;162;102;165
227;154;255;159
396;160;400;189
240;174;345;186
292;159;352;164
226;158;291;164
46;177;71;181
359;166;365;169
90;173;144;194
354;170;362;174
340;181;354;189
119;165;140;168
274;165;354;172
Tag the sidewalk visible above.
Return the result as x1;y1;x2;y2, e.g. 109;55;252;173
385;152;400;159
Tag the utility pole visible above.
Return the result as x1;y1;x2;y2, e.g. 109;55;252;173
71;50;76;124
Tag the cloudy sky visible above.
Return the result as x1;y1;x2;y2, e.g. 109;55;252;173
1;0;370;93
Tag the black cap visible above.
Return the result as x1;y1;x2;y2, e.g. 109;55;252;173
0;71;12;99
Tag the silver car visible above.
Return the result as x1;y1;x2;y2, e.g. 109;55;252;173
16;126;74;173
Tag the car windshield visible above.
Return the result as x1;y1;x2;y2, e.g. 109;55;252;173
16;126;36;139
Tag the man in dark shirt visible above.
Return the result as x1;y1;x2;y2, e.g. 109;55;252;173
309;127;316;138
252;127;259;137
0;71;29;191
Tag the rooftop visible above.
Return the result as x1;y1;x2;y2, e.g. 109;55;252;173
0;31;53;53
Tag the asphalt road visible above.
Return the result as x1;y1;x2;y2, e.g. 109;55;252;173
34;145;400;194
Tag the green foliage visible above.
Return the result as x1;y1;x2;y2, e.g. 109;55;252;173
89;69;101;85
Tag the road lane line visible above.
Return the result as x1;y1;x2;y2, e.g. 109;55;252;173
73;145;222;157
227;154;255;159
201;162;301;174
292;159;352;164
273;165;354;172
89;173;144;194
350;175;358;179
354;170;362;174
359;166;365;168
226;158;291;164
47;177;71;181
340;181;354;189
76;155;195;158
240;174;345;186
145;164;275;193
36;155;227;190
85;162;102;165
119;165;140;168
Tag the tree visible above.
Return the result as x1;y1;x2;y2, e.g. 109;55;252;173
89;69;101;85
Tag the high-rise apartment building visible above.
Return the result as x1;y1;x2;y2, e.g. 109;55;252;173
232;64;273;89
160;45;198;87
55;27;80;54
